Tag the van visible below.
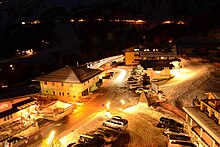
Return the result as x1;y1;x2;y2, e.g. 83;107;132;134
103;118;128;131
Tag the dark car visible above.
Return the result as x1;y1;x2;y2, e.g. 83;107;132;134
169;141;197;147
4;136;28;147
157;117;184;130
169;134;191;142
78;134;106;147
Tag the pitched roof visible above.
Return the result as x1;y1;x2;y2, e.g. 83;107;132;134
35;66;102;83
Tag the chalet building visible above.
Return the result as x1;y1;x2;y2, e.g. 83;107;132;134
123;45;179;66
183;92;220;147
34;65;102;103
140;60;176;81
0;97;37;126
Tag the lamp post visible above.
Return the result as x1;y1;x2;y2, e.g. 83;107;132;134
106;102;110;111
120;99;125;110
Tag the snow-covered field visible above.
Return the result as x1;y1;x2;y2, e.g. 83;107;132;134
158;58;220;109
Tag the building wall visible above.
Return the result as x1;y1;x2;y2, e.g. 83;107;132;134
39;75;100;102
145;67;171;80
0;104;36;126
125;52;139;65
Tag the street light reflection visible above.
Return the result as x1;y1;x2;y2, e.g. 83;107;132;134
47;130;55;145
115;69;127;83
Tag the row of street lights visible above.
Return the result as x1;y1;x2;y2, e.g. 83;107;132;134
105;99;126;111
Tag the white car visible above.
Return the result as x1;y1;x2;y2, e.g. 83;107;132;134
103;118;128;131
135;88;148;94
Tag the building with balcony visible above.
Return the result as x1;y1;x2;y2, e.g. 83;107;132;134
123;45;179;66
183;92;220;147
34;65;102;103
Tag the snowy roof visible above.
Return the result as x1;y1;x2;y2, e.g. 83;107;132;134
35;65;102;83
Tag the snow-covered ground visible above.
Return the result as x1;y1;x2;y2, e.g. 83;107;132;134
158;58;220;109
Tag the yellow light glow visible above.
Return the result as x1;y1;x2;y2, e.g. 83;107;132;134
106;102;110;110
115;68;127;83
31;20;40;24
70;19;75;22
78;19;85;22
162;20;172;24
47;130;55;144
135;19;145;24
120;99;125;105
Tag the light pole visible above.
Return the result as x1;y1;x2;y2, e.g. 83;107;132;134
120;99;125;110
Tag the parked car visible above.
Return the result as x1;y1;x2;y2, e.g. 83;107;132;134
163;127;185;136
112;116;122;120
103;117;128;131
4;136;28;147
78;134;106;147
135;88;148;94
93;129;114;143
168;134;191;142
129;83;143;90
168;141;197;147
157;117;184;131
96;127;120;138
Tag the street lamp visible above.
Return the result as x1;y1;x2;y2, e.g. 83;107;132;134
106;102;110;111
120;99;125;110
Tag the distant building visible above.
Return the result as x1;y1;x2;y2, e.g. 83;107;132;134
183;92;220;147
123;45;180;81
123;45;178;66
34;66;102;103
